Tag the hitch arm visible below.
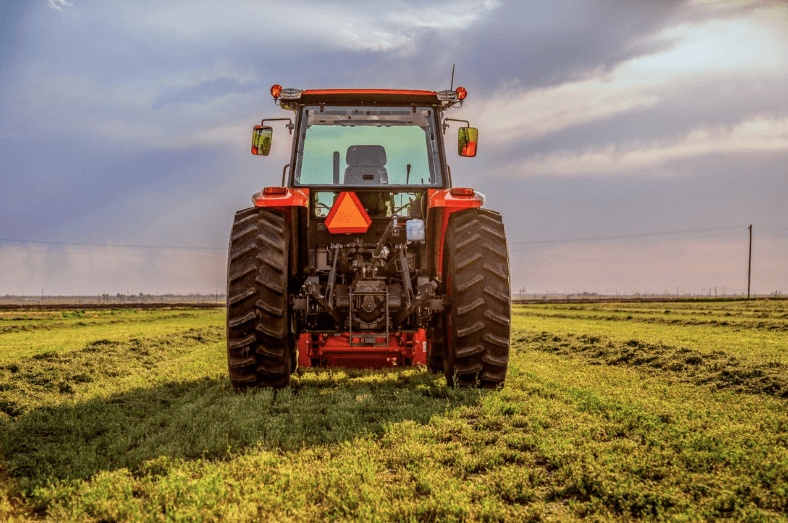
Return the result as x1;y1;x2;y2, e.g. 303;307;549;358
304;279;343;327
326;244;339;308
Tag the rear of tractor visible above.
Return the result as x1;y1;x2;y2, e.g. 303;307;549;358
226;85;510;388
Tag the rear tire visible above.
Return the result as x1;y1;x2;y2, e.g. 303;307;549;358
443;208;510;388
226;207;292;389
426;317;445;373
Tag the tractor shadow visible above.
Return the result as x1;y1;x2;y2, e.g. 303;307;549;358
1;368;480;490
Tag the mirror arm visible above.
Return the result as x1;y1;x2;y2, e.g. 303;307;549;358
261;118;294;132
442;118;470;135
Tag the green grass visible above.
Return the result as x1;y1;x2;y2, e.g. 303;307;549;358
0;308;224;363
2;301;788;521
515;301;788;365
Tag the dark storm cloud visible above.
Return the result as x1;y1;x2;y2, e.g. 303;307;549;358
252;1;690;92
470;151;788;242
444;0;689;89
0;134;230;240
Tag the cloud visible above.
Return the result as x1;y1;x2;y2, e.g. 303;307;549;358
464;5;788;146
152;77;259;109
46;0;72;11
113;0;501;55
389;0;501;30
4;63;269;150
513;116;788;177
469;77;660;145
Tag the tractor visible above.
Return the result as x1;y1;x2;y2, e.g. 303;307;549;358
226;84;510;388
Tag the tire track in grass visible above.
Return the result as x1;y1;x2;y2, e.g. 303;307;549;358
514;330;788;400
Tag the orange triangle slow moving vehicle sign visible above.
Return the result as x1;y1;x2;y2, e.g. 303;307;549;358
324;192;372;234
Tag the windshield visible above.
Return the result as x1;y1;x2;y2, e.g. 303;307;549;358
293;106;442;187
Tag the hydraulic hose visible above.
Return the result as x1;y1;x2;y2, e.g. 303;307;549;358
372;216;398;259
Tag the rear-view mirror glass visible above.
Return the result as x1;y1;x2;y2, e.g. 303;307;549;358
458;127;478;157
252;126;273;156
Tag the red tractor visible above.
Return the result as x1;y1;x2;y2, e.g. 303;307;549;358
226;85;510;388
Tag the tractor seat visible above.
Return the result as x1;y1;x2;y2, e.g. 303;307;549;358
344;145;388;185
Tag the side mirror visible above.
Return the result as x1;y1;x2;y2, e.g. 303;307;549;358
458;127;478;157
251;126;273;156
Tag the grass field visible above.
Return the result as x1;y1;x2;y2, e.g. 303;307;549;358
1;301;787;521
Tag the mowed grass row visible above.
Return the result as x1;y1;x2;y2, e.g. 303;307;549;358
1;302;787;521
515;301;788;365
0;308;225;363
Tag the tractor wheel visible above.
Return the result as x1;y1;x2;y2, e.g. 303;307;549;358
443;208;510;388
426;317;445;373
226;207;292;389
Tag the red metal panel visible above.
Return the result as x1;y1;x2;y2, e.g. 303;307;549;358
412;328;427;366
298;333;312;367
296;330;427;369
427;189;482;278
253;188;309;208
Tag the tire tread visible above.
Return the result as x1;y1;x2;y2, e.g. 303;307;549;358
444;208;510;388
226;207;292;389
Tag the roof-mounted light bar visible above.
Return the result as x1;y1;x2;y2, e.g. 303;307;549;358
437;86;468;104
270;85;302;100
437;90;458;102
280;88;302;100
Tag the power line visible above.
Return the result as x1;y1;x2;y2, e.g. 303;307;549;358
510;233;750;255
0;223;782;254
0;247;221;259
0;238;225;251
509;225;745;246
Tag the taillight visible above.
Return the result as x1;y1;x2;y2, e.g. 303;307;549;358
455;86;467;100
263;187;288;196
450;188;475;197
270;84;282;98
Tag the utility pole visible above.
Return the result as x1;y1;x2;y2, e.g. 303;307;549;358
747;224;753;300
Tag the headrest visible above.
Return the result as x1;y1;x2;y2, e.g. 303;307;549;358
346;145;386;166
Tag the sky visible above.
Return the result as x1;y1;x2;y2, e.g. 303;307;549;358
1;0;786;296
